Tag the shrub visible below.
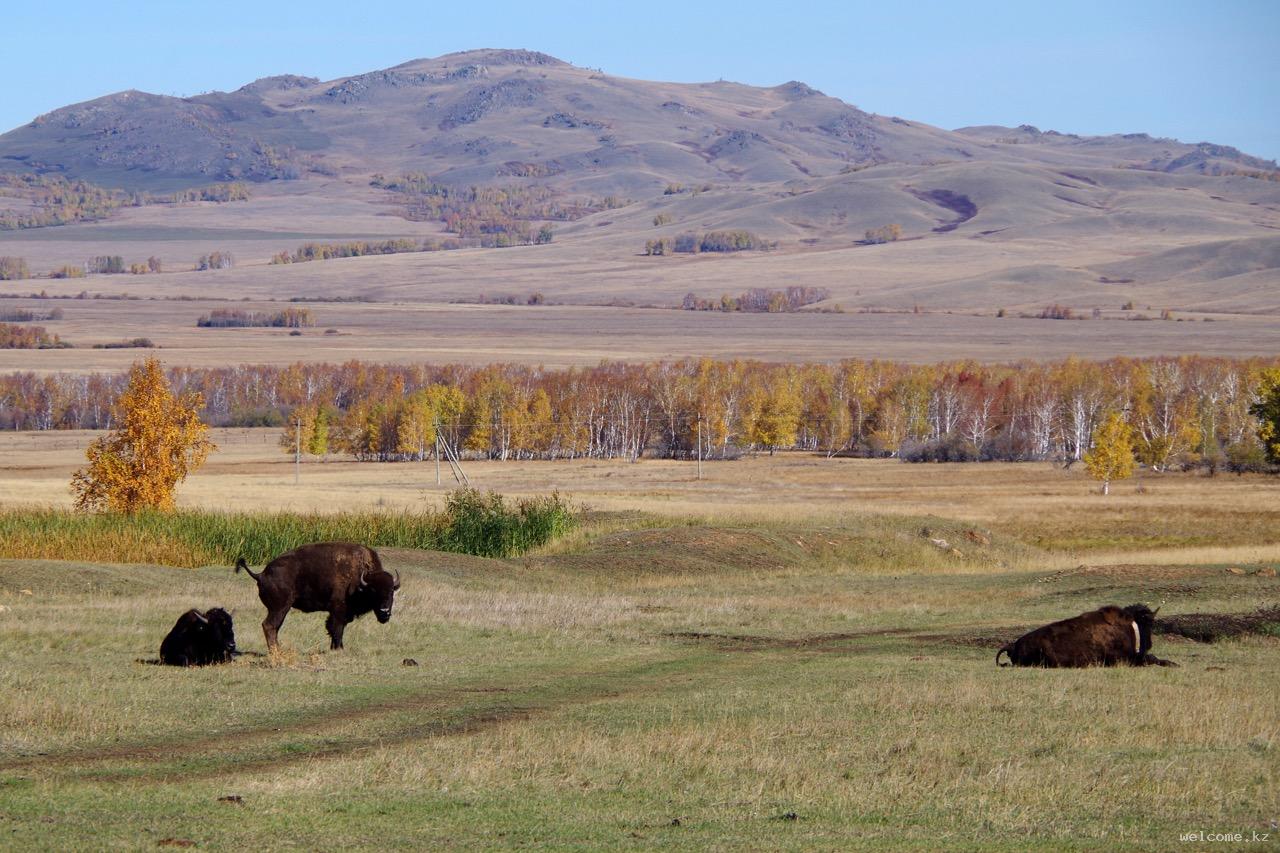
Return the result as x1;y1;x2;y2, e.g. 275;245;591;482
92;338;156;349
50;265;86;279
436;488;576;558
1225;441;1268;474
128;257;162;275
863;224;902;244
0;257;29;280
673;233;700;253
196;251;234;271
0;322;68;349
86;256;125;275
900;436;980;463
700;230;762;252
0;307;60;322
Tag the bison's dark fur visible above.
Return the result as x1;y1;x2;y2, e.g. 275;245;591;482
159;608;237;667
236;542;400;651
997;604;1177;668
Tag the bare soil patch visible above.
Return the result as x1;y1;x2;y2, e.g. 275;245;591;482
1155;606;1280;643
664;627;915;652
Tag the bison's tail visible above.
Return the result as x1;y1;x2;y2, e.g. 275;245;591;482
235;557;262;582
996;645;1013;667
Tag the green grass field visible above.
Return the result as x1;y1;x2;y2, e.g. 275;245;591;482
1;511;1277;851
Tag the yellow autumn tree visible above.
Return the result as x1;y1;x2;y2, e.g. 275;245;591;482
279;404;331;458
71;358;215;513
1251;366;1280;463
743;368;802;454
1083;412;1135;495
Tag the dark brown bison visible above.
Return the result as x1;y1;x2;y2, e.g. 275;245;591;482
996;604;1177;668
235;542;400;651
159;608;237;666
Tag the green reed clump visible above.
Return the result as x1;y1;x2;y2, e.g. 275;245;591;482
436;489;576;558
0;490;577;567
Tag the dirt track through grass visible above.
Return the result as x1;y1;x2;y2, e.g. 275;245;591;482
0;653;717;784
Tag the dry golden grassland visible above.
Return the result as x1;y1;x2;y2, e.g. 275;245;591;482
3;429;1279;566
5;297;1279;374
1;178;1279;373
0;428;1278;849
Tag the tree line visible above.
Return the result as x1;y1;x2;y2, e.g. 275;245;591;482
370;173;612;245
1;356;1277;470
196;308;314;328
0;322;67;349
682;286;831;313
0;174;249;231
644;230;773;256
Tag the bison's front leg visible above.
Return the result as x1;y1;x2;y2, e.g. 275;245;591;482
326;609;347;650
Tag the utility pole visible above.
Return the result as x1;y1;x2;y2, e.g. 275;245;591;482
697;415;703;481
435;432;441;486
294;416;301;485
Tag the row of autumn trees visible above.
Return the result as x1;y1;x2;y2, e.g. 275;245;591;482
3;356;1279;467
0;174;249;231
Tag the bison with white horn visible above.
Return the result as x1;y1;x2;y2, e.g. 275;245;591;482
996;604;1177;668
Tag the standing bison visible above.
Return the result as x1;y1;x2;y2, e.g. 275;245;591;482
996;604;1177;668
236;542;400;651
160;608;238;666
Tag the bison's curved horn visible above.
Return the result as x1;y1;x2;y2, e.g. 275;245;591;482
359;569;369;589
1152;606;1161;617
194;611;209;624
393;569;401;591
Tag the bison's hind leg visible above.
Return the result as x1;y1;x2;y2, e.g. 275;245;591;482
262;609;287;651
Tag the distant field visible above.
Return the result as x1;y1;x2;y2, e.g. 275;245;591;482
0;174;1277;370
5;429;1280;566
1;298;1277;372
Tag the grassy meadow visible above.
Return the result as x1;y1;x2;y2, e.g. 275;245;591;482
1;433;1278;849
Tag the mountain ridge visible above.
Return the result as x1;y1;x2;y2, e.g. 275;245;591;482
1;49;1273;193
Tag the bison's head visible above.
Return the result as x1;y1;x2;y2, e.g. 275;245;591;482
1122;603;1158;655
205;607;238;657
360;569;401;623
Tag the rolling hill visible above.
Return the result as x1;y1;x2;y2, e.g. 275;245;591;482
0;49;1277;368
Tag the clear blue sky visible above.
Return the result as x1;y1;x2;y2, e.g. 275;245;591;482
5;0;1278;160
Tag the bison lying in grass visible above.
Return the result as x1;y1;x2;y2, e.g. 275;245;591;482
159;608;238;666
236;542;400;651
997;604;1177;668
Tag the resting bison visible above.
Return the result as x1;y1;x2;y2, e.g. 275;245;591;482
997;604;1177;668
236;542;400;651
159;608;237;666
